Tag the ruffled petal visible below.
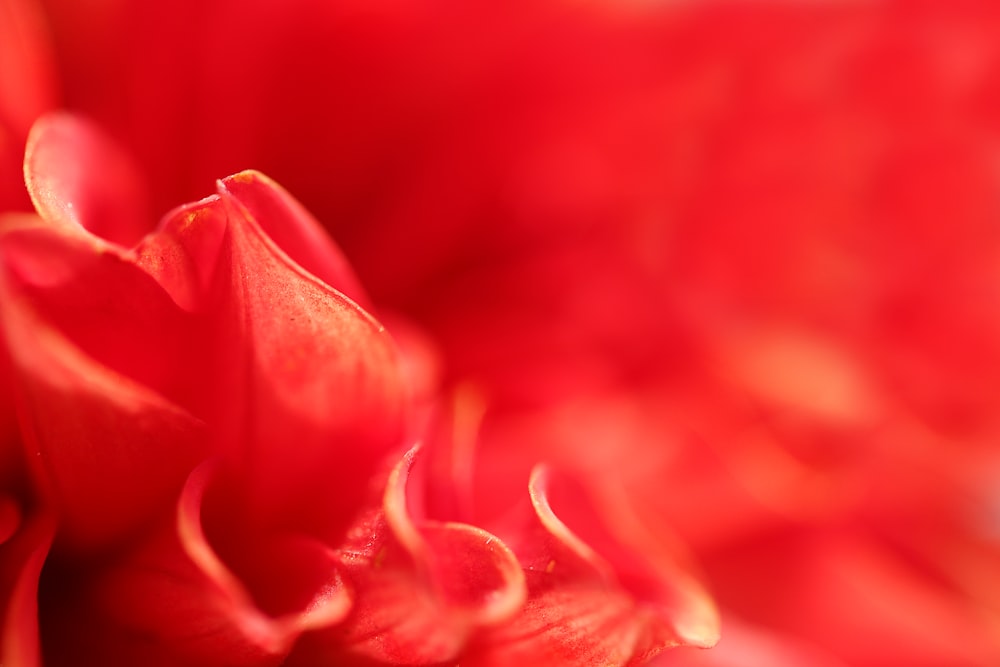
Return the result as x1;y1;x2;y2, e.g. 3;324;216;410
23;113;151;246
467;466;718;666
206;179;408;539
294;446;525;665
40;463;350;667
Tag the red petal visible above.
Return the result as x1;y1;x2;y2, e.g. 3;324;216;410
295;446;525;666
701;530;1000;667
133;194;230;314
0;0;55;140
0;0;56;212
0;209;213;414
182;464;352;637
654;617;847;667
0;261;206;552
207;180;408;539
0;509;55;667
23;113;151;246
467;466;718;666
39;463;350;667
219;171;372;310
0;349;19;461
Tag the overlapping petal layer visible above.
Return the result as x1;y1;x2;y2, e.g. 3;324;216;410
466;466;717;667
0;219;206;553
0;114;719;666
13;0;1000;663
295;446;525;666
40;462;351;667
208;173;407;540
0;117;412;664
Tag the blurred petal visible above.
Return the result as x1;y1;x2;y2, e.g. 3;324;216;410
468;466;718;666
0;0;56;211
0;510;54;667
699;529;1000;667
654;617;847;667
0;0;56;139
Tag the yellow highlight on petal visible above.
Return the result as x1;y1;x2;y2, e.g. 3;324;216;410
717;325;883;426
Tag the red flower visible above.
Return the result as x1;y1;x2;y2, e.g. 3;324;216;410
6;0;1000;665
0;114;717;665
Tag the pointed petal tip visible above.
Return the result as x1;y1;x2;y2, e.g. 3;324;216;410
674;599;722;649
520;464;722;657
215;168;373;308
218;168;271;189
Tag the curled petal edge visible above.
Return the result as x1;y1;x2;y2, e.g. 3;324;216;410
467;465;718;666
566;473;721;650
23;113;150;246
385;445;527;625
0;510;55;667
177;463;353;656
309;445;526;665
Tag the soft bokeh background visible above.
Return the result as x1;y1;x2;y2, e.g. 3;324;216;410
4;0;1000;664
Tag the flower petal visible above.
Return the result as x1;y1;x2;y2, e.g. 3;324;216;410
0;0;55;140
40;463;351;667
0;0;56;211
23;112;150;246
700;529;1000;667
0;249;206;552
207;179;408;539
467;465;719;666
654;617;848;667
134;194;229;314
0;509;55;667
0;208;213;413
218;170;372;310
295;446;525;666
